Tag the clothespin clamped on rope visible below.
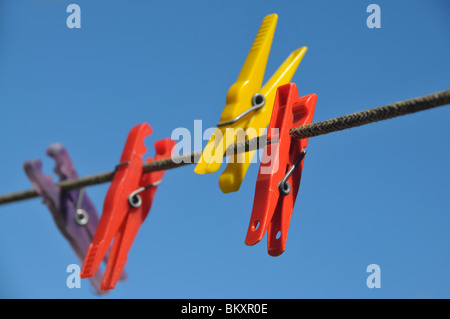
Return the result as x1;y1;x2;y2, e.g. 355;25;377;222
245;83;316;256
81;122;174;290
195;13;308;193
23;143;122;294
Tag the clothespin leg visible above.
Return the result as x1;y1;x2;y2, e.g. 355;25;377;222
100;216;136;290
267;148;305;256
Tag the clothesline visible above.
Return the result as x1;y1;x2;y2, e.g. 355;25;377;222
0;88;448;206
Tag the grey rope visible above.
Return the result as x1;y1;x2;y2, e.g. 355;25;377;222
290;89;450;139
0;89;448;206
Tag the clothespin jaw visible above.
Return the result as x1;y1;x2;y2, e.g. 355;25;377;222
81;123;153;280
245;83;316;256
46;143;79;181
194;13;308;194
100;138;175;290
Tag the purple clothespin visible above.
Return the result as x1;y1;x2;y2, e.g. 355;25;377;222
23;143;126;294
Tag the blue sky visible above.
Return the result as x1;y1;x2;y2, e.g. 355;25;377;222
0;0;449;298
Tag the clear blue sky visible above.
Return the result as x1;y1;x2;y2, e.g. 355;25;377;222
0;0;449;298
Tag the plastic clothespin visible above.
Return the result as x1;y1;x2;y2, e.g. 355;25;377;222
195;13;308;193
23;143;116;294
245;83;316;256
81;122;174;290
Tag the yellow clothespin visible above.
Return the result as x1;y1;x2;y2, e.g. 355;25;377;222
195;13;307;193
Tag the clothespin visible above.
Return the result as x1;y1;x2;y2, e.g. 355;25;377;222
195;14;308;193
245;83;316;256
23;143;117;294
81;122;174;290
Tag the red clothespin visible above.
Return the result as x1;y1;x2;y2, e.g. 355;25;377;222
81;122;175;290
245;83;316;256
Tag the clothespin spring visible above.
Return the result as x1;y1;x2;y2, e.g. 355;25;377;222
128;181;162;208
278;150;307;196
75;188;89;226
217;93;266;127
